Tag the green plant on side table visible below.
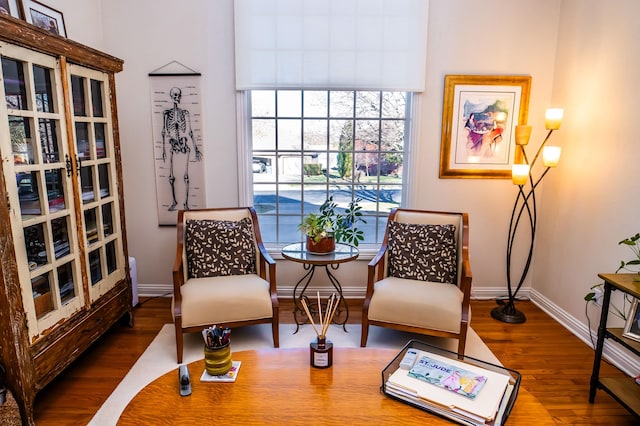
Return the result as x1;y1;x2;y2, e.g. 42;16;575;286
298;196;366;253
585;233;640;320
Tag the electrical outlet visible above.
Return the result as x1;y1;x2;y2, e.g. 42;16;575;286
593;287;603;306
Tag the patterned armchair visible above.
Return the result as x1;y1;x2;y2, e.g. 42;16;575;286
361;208;472;358
172;207;279;363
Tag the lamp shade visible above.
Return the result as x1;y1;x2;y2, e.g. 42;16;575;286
511;164;530;185
545;108;563;130
543;146;561;167
515;125;532;145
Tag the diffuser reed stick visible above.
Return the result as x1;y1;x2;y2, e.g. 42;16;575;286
300;298;320;336
302;292;339;338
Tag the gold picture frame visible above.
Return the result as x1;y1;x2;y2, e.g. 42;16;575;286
439;75;531;179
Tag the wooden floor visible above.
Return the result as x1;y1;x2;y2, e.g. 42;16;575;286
31;298;637;425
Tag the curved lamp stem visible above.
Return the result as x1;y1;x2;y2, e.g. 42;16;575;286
492;129;556;323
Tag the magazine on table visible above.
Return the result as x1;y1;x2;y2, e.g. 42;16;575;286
408;355;488;399
386;350;511;422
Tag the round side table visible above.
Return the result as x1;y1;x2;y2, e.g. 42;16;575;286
281;242;358;332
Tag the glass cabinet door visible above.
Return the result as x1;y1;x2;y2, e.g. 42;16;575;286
0;45;84;339
68;64;125;302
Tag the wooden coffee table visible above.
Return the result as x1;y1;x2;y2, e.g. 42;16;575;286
118;348;555;425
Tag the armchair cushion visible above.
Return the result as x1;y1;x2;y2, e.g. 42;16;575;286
180;274;273;328
387;221;457;284
368;276;463;333
185;218;256;278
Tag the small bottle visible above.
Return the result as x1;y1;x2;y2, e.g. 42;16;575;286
310;336;333;368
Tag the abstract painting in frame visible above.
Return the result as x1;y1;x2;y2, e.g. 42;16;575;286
439;75;531;179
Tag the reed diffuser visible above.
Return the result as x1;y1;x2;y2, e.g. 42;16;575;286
302;292;339;368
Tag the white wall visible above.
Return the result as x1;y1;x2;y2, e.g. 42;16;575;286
534;0;640;327
43;1;640;332
98;0;241;291
417;0;561;296
92;0;562;293
41;0;103;49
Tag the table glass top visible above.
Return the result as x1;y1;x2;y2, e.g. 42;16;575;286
281;242;359;263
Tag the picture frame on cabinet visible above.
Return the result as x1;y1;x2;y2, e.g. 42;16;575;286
622;299;640;343
439;75;531;179
22;0;66;37
0;0;22;18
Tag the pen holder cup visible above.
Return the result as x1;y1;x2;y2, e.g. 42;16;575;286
204;342;232;376
310;336;333;369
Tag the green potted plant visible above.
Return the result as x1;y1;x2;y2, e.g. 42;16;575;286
584;232;640;319
298;196;366;253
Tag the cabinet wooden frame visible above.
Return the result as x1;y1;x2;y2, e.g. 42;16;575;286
0;14;132;425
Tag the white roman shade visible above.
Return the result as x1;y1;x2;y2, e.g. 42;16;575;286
234;0;429;91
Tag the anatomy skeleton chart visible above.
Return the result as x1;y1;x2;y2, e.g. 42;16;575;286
150;73;205;225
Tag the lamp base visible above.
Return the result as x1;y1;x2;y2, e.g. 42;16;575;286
491;302;526;324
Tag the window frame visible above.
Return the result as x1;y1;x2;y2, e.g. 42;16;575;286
237;90;421;257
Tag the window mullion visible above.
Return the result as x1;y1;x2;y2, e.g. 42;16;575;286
249;89;408;246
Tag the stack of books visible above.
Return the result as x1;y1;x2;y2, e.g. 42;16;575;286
383;343;518;426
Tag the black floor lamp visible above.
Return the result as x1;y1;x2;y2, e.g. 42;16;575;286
491;108;564;323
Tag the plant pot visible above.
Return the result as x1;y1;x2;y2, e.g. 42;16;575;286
306;236;335;254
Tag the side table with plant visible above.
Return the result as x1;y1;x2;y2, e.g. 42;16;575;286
585;233;640;335
298;196;366;253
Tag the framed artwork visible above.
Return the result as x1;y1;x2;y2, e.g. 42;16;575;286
0;0;22;18
623;299;640;343
149;69;206;225
439;75;531;179
22;0;66;37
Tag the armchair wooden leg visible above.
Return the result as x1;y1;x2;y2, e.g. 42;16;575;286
457;325;468;359
174;319;184;364
272;318;280;348
360;316;369;347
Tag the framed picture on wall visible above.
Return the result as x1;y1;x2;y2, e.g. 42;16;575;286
22;0;66;37
0;0;22;18
623;299;640;343
439;75;531;179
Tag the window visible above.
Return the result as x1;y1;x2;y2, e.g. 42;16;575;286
248;89;411;246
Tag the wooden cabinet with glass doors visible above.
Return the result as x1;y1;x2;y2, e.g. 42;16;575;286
0;15;133;425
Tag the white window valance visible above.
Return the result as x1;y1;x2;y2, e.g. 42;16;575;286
234;0;429;91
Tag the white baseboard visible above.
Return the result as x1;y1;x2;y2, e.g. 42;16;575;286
529;288;640;377
139;283;173;298
138;282;639;376
139;283;532;301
